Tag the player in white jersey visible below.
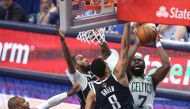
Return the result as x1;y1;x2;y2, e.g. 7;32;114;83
128;63;155;109
127;33;171;109
8;83;80;109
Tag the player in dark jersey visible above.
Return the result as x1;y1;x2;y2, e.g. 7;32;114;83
85;23;134;109
56;26;118;109
186;26;190;41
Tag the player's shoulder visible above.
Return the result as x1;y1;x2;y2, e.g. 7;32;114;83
146;74;153;79
131;74;153;82
83;71;97;81
105;49;119;70
145;74;154;83
94;74;113;84
65;68;80;75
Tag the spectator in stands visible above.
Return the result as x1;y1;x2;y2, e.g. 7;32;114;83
158;24;189;42
105;24;124;35
46;0;85;25
112;24;124;34
46;0;60;25
36;0;55;25
0;0;27;22
186;26;190;41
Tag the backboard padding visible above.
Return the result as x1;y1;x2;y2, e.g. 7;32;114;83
59;0;118;33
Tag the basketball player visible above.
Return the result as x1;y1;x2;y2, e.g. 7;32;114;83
56;26;118;109
126;32;171;109
85;23;134;109
8;83;80;109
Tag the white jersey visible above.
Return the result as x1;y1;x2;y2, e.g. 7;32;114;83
105;49;119;73
129;75;155;109
66;48;119;90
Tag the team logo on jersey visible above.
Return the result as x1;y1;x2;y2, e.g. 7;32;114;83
102;83;107;88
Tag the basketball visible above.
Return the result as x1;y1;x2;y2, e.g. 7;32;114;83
136;24;158;45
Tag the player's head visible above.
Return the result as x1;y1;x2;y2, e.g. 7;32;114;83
130;53;145;76
8;96;29;109
1;0;13;10
91;58;111;78
72;54;91;72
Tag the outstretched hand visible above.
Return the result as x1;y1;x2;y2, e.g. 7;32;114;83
72;83;81;93
55;25;65;39
67;83;81;97
135;35;141;45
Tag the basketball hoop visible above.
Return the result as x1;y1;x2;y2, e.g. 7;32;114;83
60;0;117;35
76;27;106;45
75;0;113;45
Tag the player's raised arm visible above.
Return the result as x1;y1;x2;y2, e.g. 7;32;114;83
152;35;171;88
126;36;141;81
37;83;80;109
85;90;96;109
99;42;111;60
55;26;76;74
56;26;88;91
114;23;131;86
128;36;141;60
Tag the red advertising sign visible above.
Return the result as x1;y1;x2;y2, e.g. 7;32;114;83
0;28;190;92
136;47;190;92
117;0;190;26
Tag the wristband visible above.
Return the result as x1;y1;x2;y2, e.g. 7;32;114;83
156;42;162;48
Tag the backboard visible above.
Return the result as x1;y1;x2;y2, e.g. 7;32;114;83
117;0;190;26
59;0;118;33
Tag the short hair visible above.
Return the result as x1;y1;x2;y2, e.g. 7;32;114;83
8;96;19;109
91;58;106;78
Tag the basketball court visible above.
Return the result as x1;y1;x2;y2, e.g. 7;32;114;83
0;0;190;109
58;0;190;108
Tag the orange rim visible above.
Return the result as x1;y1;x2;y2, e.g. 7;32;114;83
84;0;115;3
84;5;101;10
84;3;116;10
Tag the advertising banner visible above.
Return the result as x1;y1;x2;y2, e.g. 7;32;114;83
0;28;190;92
117;0;190;26
0;76;79;109
0;75;189;109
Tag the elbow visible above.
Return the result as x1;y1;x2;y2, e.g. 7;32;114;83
163;62;171;72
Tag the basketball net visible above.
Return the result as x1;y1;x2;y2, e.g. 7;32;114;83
77;27;106;45
76;0;107;45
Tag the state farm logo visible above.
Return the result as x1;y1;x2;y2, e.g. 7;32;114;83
0;42;32;64
156;6;190;20
156;6;169;18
